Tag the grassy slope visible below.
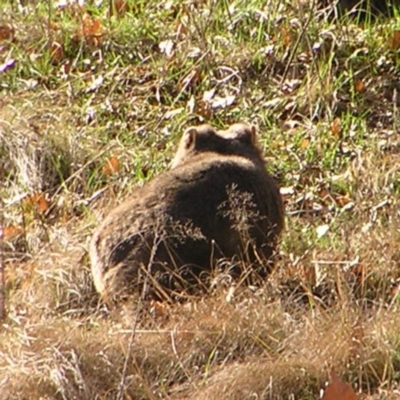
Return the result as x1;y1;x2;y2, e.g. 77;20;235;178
1;0;400;399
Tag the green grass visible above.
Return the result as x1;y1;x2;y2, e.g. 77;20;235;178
1;0;400;399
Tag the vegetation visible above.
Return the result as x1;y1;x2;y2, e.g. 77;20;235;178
1;0;400;398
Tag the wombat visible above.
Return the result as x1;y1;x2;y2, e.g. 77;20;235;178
89;123;284;303
322;0;399;19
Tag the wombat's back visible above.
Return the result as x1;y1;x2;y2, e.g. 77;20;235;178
90;152;283;301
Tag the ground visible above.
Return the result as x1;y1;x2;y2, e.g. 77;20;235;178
1;1;400;399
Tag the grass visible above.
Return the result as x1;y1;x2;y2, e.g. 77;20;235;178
1;0;400;398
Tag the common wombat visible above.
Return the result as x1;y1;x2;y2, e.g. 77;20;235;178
321;0;399;18
89;123;284;302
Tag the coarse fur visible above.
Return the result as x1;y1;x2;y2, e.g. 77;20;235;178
89;123;284;303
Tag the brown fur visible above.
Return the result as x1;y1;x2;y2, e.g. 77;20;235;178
89;123;284;302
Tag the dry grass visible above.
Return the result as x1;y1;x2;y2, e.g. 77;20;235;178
1;0;400;399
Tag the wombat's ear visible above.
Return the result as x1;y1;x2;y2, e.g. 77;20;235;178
230;123;258;145
249;125;258;145
182;127;198;150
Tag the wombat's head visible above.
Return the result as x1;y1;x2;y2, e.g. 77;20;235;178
170;122;264;169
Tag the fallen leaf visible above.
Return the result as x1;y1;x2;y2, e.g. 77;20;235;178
1;226;24;241
389;31;400;50
281;79;301;95
354;79;366;94
202;88;216;102
197;99;213;120
159;39;175;58
336;194;352;207
150;300;168;317
281;26;293;47
210;94;236;109
316;224;329;238
86;75;104;93
80;14;104;46
50;40;65;63
103;156;120;176
0;25;15;42
331;118;341;139
164;107;184;119
111;0;131;17
23;193;50;214
50;22;61;31
300;138;310;149
303;263;322;286
322;371;358;400
181;69;200;90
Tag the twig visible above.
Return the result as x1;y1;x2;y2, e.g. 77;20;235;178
170;330;198;388
116;232;162;400
0;196;6;320
109;329;220;335
280;0;316;85
52;144;117;198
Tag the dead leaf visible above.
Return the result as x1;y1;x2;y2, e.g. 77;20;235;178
50;40;65;63
336;194;352;207
354;79;366;94
197;99;213;120
210;94;236;109
103;156;120;176
281;79;301;94
389;31;400;50
316;224;329;238
50;22;61;31
176;331;195;341
23;193;50;214
2;226;24;241
300;138;310;149
282;27;293;47
80;14;104;46
181;69;200;90
175;20;189;39
164;107;184;120
110;0;131;17
322;371;358;400
202;88;215;102
0;25;15;42
150;300;168;317
303;263;322;286
331;118;341;139
159;39;175;58
85;74;104;93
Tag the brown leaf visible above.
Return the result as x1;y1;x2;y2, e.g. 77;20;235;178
81;14;104;46
331;118;341;139
300;138;310;149
389;31;400;50
282;27;293;47
0;25;15;42
336;194;352;207
103;156;120;176
110;0;131;17
302;264;321;286
2;226;24;241
50;22;61;31
50;40;65;64
24;193;50;214
354;79;366;94
322;371;358;400
150;300;168;317
181;69;200;90
197;99;214;120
